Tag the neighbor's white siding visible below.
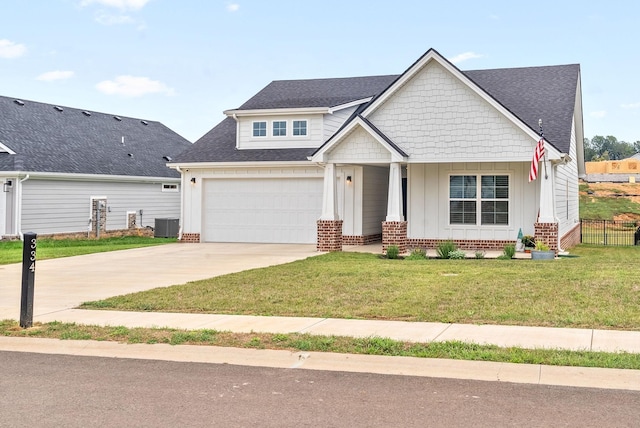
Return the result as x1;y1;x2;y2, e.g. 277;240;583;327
367;61;534;162
407;162;537;241
20;179;181;234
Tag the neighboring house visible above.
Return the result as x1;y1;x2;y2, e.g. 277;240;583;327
0;96;192;239
170;48;585;253
584;157;640;183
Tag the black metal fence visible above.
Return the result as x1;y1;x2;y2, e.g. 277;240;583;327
580;219;640;246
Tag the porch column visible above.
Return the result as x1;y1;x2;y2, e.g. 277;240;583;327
317;163;343;251
536;159;558;253
382;162;407;254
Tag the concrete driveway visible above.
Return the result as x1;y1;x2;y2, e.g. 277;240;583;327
0;243;318;320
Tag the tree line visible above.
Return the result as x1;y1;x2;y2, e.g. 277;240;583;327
584;136;640;161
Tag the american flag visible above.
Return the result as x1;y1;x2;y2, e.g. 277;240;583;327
528;138;545;182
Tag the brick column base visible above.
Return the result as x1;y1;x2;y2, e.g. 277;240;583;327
534;222;559;253
317;220;343;252
382;221;407;254
180;233;201;243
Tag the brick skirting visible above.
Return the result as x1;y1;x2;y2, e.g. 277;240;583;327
317;220;343;252
38;228;154;240
382;221;407;254
407;239;515;251
535;222;559;253
560;223;581;250
342;233;382;246
180;233;201;243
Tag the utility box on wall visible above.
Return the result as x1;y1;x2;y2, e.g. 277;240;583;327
154;218;179;238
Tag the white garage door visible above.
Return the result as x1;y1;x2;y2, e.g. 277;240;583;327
202;177;323;243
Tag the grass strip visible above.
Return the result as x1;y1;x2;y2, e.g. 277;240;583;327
2;320;639;370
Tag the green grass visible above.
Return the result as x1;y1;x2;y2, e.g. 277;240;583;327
81;245;640;331
2;320;638;370
0;236;177;265
579;194;640;220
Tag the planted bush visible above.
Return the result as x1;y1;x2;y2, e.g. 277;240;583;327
406;248;427;260
436;241;457;259
386;245;400;259
448;250;467;260
503;244;516;259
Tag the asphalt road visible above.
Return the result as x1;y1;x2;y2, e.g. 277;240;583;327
1;351;639;427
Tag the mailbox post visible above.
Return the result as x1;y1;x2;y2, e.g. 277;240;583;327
20;232;37;328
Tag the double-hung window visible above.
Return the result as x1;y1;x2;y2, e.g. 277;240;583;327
273;121;287;136
252;121;266;137
449;175;509;225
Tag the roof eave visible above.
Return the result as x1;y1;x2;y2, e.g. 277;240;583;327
224;107;330;117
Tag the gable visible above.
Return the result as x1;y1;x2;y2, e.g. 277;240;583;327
366;60;536;162
326;125;393;163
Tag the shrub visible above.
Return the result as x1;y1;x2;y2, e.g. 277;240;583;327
474;250;486;259
496;254;511;260
436;241;457;259
503;244;516;259
405;248;427;260
448;250;467;259
535;241;550;251
386;245;400;259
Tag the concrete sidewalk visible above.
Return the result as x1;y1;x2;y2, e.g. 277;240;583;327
1;242;640;391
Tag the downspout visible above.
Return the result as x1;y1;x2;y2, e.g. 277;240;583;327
17;174;30;240
175;166;184;240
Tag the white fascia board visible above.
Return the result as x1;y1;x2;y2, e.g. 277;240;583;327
327;98;373;114
1;171;179;183
0;142;16;154
224;107;329;117
311;117;407;163
167;161;318;170
362;50;543;143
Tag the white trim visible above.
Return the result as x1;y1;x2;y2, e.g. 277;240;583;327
224;107;329;117
0;142;16;154
251;120;268;138
328;98;373;114
447;173;511;227
168;161;317;169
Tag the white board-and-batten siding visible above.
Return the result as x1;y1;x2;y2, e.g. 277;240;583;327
20;179;180;234
554;117;581;238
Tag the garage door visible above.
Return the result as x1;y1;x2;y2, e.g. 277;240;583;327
202;177;323;243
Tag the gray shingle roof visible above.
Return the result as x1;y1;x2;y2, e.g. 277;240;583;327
175;60;580;164
0;96;192;178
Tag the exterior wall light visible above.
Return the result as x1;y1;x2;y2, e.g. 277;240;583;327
190;177;196;184
346;175;352;184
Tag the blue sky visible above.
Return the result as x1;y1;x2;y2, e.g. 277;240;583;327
1;0;639;143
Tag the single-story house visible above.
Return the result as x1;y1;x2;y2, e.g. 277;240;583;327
0;95;192;239
170;48;585;253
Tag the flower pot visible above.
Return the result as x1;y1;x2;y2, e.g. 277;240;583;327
530;250;555;260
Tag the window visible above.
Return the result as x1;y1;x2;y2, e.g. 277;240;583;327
162;183;179;192
252;121;266;137
293;120;307;136
449;175;509;225
272;121;287;136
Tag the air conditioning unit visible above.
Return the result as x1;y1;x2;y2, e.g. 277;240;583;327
154;218;179;238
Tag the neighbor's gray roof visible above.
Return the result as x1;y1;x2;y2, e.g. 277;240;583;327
0;96;192;177
175;63;580;163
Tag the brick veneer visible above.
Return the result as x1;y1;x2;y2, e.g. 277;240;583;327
382;221;407;254
407;239;515;251
534;222;559;253
317;220;343;252
342;234;383;245
180;233;201;243
560;223;581;250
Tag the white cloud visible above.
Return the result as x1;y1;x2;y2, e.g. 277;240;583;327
96;75;175;97
448;51;483;64
80;0;150;10
590;110;607;118
621;102;640;109
227;3;240;12
95;11;135;25
36;70;75;81
0;39;27;59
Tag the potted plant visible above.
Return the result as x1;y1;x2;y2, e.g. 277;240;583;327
531;240;555;260
521;235;536;253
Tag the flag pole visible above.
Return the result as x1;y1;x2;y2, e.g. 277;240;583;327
539;119;548;179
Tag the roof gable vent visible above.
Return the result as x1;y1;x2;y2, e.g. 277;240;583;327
140;120;148;126
54;106;63;112
14;99;24;106
82;111;91;116
113;116;121;121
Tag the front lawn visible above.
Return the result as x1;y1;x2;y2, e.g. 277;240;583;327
81;245;640;331
0;236;177;265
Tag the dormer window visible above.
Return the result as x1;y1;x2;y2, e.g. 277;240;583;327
273;121;287;136
252;121;267;137
293;120;307;136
